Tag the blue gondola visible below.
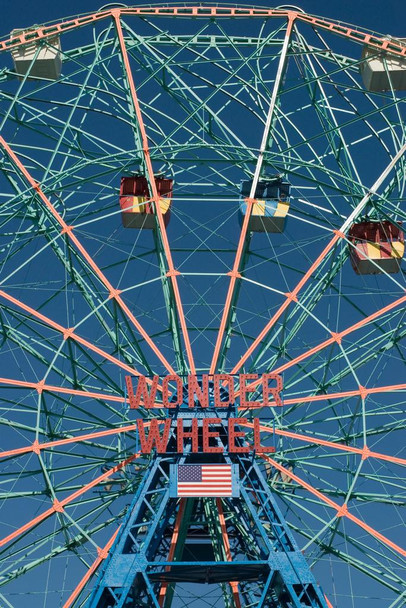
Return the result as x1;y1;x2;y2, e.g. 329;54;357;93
239;177;290;232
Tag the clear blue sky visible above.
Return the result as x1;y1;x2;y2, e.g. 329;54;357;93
0;0;405;41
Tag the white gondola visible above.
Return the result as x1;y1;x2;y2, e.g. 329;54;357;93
360;41;406;91
10;30;62;80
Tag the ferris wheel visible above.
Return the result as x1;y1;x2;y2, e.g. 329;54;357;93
0;4;405;608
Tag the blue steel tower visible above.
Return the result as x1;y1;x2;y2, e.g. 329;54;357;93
87;379;329;608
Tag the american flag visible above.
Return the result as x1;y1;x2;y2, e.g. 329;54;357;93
177;464;233;497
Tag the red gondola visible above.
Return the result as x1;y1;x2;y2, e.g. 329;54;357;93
348;221;404;274
119;175;172;229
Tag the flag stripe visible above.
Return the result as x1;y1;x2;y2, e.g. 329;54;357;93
178;493;231;496
178;484;232;488
178;487;232;491
178;489;232;492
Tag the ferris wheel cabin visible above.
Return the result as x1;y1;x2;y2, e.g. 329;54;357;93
119;175;172;229
360;42;406;91
239;178;290;232
348;220;404;275
10;30;62;80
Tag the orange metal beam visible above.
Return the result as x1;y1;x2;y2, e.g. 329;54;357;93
0;423;139;460
234;293;406;394
237;382;406;409
261;454;406;557
325;596;334;608
230;232;341;375
0;376;127;404
62;526;120;608
0;136;176;376
216;498;242;608
113;11;196;375
0;11;113;52
271;294;406;377
158;498;186;607
210;14;295;375
209;203;253;374
0;452;140;548
1;8;405;58
0;287;144;378
241;422;406;467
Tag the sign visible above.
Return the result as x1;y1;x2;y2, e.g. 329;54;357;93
126;374;282;455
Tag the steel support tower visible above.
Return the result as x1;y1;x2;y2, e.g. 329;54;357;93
87;390;329;608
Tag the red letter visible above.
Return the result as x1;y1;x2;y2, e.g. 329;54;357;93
131;375;159;408
202;418;223;453
239;374;261;408
177;418;199;453
228;418;249;453
214;374;235;407
136;419;171;453
253;418;275;453
188;374;209;407
126;375;138;409
262;373;283;407
163;375;183;408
